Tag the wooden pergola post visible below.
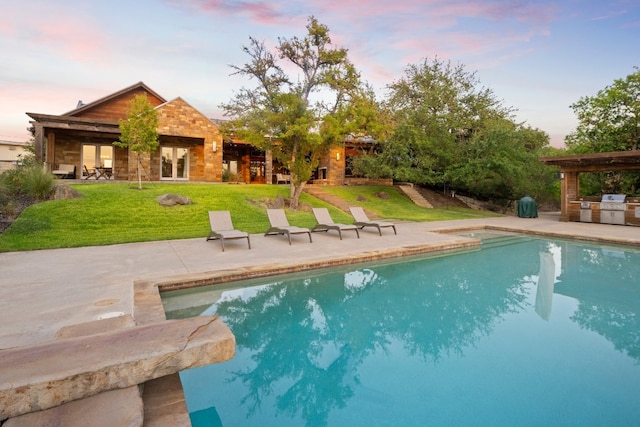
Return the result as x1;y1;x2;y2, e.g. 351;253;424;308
560;170;579;222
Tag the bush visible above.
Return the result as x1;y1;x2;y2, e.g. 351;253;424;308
0;162;55;228
0;168;27;197
23;165;55;201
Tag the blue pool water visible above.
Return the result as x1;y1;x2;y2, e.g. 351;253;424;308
163;233;640;427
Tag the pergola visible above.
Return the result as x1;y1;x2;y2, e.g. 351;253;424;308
540;151;640;221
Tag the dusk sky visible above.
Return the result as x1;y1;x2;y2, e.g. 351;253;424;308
1;0;638;147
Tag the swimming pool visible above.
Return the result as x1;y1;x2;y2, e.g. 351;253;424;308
163;233;640;426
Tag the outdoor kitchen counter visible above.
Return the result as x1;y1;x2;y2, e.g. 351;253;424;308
568;200;640;226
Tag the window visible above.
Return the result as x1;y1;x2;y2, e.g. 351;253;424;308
82;145;113;178
161;147;189;180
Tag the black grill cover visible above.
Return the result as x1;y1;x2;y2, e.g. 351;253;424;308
518;196;538;218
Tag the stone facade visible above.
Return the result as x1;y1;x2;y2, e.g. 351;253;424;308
155;98;223;182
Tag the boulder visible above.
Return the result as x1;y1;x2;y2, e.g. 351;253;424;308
52;184;82;201
156;194;192;206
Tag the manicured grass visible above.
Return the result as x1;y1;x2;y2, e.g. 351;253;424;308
0;183;500;252
319;185;501;221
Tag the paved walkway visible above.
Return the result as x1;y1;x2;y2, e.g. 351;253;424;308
2;212;640;350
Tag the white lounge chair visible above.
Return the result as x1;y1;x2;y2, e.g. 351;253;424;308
51;164;76;179
349;206;396;236
265;209;312;244
206;211;251;251
311;207;360;239
276;173;291;184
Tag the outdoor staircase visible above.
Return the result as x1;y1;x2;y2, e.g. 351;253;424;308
396;184;433;208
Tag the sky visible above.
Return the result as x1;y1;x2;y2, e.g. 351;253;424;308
1;0;638;148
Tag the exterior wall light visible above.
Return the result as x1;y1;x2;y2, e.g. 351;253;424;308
212;141;218;152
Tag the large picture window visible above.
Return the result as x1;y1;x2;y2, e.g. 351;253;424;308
82;144;113;178
161;147;188;180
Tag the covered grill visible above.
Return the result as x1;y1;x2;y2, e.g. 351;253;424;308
600;194;626;225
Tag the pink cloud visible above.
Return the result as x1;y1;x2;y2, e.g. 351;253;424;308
164;0;291;25
1;2;108;63
32;21;107;62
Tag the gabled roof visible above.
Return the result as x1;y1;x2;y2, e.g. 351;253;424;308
155;96;212;122
63;81;166;116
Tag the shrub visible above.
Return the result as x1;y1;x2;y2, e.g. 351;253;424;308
23;165;55;201
0;162;55;226
0;168;27;197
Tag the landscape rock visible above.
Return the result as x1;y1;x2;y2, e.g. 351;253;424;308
273;195;286;208
156;194;192;206
52;184;82;201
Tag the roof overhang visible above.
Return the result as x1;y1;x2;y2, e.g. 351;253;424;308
27;112;120;134
539;151;640;172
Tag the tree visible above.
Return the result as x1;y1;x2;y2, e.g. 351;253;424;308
565;68;640;196
448;120;553;208
114;94;159;190
566;67;640;152
221;16;364;209
354;57;516;189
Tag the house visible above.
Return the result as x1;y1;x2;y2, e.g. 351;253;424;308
27;82;223;181
0;139;29;173
26;81;389;186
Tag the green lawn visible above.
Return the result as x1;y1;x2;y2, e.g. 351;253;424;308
0;183;500;252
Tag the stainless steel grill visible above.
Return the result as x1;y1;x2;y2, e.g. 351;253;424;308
579;201;592;222
600;194;626;225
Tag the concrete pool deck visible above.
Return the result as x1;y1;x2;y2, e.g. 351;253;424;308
2;212;640;424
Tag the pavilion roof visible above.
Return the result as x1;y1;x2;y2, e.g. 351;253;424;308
539;151;640;172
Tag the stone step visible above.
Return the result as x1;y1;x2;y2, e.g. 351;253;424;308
0;316;234;420
397;184;433;208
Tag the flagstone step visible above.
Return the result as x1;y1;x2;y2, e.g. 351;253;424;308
396;184;434;208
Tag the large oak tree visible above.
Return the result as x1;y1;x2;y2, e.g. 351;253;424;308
353;57;552;204
566;67;640;153
222;16;368;209
564;68;640;195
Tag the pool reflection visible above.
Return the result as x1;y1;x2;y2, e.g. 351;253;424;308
166;237;640;426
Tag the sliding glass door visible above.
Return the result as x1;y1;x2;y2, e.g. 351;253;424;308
161;147;188;180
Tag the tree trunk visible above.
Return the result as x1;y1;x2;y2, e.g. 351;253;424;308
289;181;306;210
137;154;142;190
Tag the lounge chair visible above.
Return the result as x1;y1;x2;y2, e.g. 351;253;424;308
276;173;291;184
206;211;251;251
311;207;360;239
265;208;312;244
51;163;76;179
349;206;397;236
